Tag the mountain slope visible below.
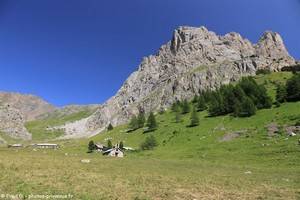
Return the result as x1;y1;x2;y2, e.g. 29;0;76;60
0;92;98;140
64;26;296;137
0;92;56;140
0;92;56;121
0;105;31;140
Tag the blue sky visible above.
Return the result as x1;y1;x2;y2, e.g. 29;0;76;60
0;0;299;106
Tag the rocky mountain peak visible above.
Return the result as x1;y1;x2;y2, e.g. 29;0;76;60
55;26;297;138
171;26;215;54
255;31;290;58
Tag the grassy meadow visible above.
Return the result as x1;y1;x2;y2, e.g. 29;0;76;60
0;72;299;200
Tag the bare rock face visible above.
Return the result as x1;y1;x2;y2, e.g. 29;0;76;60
63;26;296;137
0;105;31;140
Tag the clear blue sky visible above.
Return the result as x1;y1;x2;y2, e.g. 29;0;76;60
0;0;299;106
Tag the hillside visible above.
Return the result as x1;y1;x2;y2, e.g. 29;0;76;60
63;26;296;138
0;91;99;141
0;72;299;199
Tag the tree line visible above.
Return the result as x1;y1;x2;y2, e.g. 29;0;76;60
172;76;272;119
276;73;300;104
128;111;157;133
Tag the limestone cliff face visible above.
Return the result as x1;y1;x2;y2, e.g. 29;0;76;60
63;26;296;137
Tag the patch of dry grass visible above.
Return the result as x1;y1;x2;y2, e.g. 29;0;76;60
0;148;299;200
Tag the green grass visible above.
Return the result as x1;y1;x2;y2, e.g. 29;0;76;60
254;71;293;100
0;72;300;199
25;110;94;141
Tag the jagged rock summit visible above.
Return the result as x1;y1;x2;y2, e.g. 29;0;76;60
33;26;300;138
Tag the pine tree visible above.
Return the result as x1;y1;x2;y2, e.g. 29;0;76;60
202;90;213;102
189;107;199;127
192;95;199;104
174;111;182;123
88;140;95;152
196;95;207;112
145;112;157;132
221;84;237;114
181;99;190;114
286;73;300;102
276;83;287;103
107;123;113;131
137;111;145;128
257;85;272;109
171;100;181;112
208;91;225;116
234;97;256;117
239;77;272;109
128;115;138;131
107;140;113;149
119;141;124;149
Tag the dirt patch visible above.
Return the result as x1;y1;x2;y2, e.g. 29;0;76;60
219;130;246;142
284;125;300;136
266;123;280;137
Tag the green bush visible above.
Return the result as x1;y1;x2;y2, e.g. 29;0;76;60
140;135;158;150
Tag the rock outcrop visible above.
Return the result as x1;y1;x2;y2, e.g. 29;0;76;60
0;92;56;139
48;26;298;137
0;105;31;140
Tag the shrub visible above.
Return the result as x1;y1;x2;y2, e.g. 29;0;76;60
140;135;157;150
107;123;113;131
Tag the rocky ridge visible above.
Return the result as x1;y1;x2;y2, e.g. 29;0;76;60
0;92;56;121
0;92;56;140
62;26;296;137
